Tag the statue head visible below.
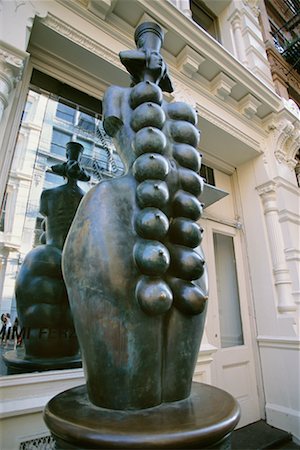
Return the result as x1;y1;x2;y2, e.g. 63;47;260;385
51;142;90;182
134;22;163;53
66;142;84;162
119;22;173;93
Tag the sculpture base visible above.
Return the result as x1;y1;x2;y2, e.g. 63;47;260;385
44;382;240;449
3;348;82;374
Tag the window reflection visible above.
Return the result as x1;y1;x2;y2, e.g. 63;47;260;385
0;81;124;375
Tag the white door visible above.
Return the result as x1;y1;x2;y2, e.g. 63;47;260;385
202;220;263;428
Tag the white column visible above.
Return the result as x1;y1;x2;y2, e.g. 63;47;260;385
230;12;247;66
257;182;295;313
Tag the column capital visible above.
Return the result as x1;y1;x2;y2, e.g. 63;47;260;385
0;42;27;122
263;111;300;170
0;42;26;83
256;180;277;197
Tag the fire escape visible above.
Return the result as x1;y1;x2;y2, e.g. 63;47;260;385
270;0;300;73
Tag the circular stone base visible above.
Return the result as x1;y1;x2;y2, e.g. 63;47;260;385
3;349;82;374
44;382;240;449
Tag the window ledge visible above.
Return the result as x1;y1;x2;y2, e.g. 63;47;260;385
0;368;85;419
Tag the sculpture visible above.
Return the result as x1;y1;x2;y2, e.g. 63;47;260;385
10;142;89;369
62;22;208;409
44;23;240;449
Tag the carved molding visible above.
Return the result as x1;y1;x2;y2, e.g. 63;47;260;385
0;44;26;122
172;79;197;108
239;93;262;119
41;13;123;70
266;46;300;93
176;45;205;78
256;180;277;197
274;120;300;169
210;72;236;101
242;0;260;17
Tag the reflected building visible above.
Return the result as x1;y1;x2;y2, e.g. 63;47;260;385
0;74;124;319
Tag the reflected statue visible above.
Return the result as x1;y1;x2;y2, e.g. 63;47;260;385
44;23;240;449
4;142;89;373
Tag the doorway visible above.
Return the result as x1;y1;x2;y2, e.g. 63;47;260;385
203;219;263;428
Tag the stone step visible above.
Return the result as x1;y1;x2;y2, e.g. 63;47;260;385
231;420;299;450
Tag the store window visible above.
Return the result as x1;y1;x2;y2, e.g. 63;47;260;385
0;70;125;375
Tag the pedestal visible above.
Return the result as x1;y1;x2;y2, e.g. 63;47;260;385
3;348;82;374
44;382;240;449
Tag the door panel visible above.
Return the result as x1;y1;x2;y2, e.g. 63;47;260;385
203;220;262;428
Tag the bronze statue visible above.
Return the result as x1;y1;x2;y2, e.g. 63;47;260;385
44;23;240;449
63;23;208;409
13;142;89;367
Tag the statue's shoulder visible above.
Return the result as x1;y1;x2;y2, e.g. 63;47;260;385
83;175;135;205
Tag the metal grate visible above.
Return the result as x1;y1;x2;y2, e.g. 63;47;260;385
19;435;55;450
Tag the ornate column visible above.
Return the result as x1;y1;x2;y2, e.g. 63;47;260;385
230;11;247;66
0;45;25;123
0;44;27;208
256;181;295;313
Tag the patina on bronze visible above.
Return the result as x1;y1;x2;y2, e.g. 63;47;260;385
3;142;89;373
44;23;240;448
45;382;240;449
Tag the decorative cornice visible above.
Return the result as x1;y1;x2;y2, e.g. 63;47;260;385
41;13;123;70
239;93;262;119
176;45;205;78
210;72;236;101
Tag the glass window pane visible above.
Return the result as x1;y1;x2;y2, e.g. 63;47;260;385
51;129;72;157
44;171;63;189
76;137;93;157
190;0;219;40
77;112;95;132
56;102;75;123
213;233;244;348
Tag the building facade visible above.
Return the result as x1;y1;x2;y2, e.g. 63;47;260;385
0;1;299;448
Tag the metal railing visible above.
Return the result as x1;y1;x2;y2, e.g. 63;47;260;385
270;0;300;72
